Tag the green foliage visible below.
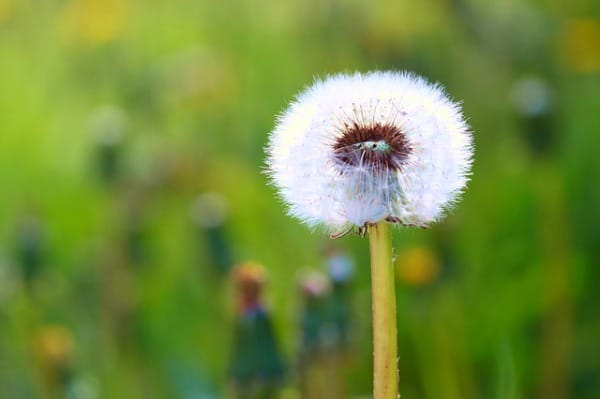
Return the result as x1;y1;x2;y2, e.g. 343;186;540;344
0;0;599;398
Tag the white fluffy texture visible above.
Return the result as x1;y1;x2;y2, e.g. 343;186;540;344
267;71;473;233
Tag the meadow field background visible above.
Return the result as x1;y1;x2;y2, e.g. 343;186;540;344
0;0;599;398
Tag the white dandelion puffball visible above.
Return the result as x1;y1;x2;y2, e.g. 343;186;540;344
266;71;473;234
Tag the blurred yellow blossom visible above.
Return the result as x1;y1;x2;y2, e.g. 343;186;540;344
35;325;74;366
35;325;74;391
0;0;14;23
58;0;127;45
396;247;441;287
233;261;267;288
559;19;600;73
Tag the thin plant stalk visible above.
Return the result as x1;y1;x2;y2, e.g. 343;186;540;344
368;221;398;399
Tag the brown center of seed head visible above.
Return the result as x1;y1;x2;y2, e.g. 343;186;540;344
332;123;411;170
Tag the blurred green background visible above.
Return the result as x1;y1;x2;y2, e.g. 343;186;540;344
0;0;599;398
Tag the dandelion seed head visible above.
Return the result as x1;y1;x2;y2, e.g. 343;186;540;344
266;71;473;233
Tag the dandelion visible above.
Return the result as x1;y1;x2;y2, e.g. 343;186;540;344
228;262;286;397
190;193;234;274
266;71;473;399
267;71;472;235
296;270;334;399
88;106;126;183
35;325;74;394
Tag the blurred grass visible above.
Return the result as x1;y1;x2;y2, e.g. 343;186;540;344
0;0;599;398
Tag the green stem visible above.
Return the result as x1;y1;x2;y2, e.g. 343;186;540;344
368;221;398;399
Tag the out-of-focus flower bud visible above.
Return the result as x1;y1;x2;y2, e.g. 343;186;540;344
88;106;127;184
191;193;233;274
35;325;74;392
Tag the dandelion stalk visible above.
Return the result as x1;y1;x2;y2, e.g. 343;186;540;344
368;221;398;399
